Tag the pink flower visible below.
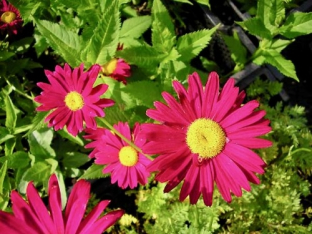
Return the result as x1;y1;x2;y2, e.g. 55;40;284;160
141;72;272;206
0;0;22;35
0;174;124;233
34;63;114;136
85;122;151;189
101;44;131;85
84;127;107;158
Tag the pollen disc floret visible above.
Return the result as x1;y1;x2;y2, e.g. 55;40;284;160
119;146;138;166
102;58;118;76
64;91;84;111
1;11;16;23
186;118;226;158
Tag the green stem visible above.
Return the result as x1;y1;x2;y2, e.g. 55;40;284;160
193;204;200;230
5;78;33;100
98;118;153;160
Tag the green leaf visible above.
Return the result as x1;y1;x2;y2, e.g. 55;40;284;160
120;15;152;39
9;0;41;23
236;18;272;39
0;161;7;195
4;95;17;131
222;30;247;66
0;127;14;144
62;152;90;168
257;0;284;29
256;49;299;81
57;129;84;146
0;51;15;61
279;12;312;39
152;0;176;51
81;0;120;66
7;151;30;169
27;111;49;135
116;45;167;68
80;164;107;179
35;20;82;67
270;39;294;53
28;129;56;158
23;161;51;182
123;80;162;108
54;170;67;209
176;26;218;62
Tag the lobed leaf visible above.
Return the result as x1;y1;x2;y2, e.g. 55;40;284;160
176;26;218;62
35;20;82;67
279;12;312;39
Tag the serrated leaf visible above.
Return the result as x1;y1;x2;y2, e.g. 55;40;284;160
116;45;167;68
23;161;51;182
35;20;82;67
7;151;30;169
123;80;162;108
279;12;312;39
81;1;120;66
258;49;299;81
80;164;107;179
9;0;41;23
236;18;272;39
176;26;218;62
152;0;176;51
4;95;17;131
62;152;90;168
28;129;56;158
120;15;152;39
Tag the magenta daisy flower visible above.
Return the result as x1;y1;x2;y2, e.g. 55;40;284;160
141;71;272;206
0;0;22;35
34;63;114;136
0;174;124;234
87;122;151;189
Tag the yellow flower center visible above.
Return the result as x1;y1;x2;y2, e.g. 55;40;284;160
102;58;118;76
186;118;226;159
64;91;84;111
1;11;16;24
119;146;138;167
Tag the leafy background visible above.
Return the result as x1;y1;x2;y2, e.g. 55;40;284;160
1;0;312;233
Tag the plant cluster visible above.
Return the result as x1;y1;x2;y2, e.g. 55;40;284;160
0;0;312;233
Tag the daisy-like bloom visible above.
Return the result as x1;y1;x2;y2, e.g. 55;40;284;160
141;72;272;206
88;122;151;189
34;63;114;136
0;0;23;35
84;127;107;158
0;174;124;234
101;44;131;85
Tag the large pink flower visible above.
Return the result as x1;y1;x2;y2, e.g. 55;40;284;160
0;174;124;234
34;63;114;136
0;0;22;35
85;122;151;189
141;72;272;206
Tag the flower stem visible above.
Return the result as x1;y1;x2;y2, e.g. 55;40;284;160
98;118;153;160
5;78;34;100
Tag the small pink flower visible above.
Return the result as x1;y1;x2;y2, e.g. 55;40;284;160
0;0;22;35
34;63;114;136
141;71;272;206
101;44;131;85
85;122;151;189
0;174;124;233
